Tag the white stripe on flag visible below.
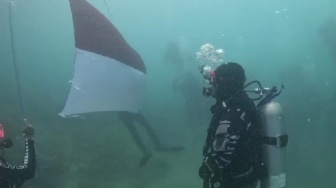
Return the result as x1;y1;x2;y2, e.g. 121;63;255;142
60;48;146;117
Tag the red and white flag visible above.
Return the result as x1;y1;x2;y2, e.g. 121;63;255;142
60;0;146;117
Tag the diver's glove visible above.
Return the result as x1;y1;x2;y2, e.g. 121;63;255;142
22;118;35;140
199;155;217;179
199;163;212;179
0;138;13;148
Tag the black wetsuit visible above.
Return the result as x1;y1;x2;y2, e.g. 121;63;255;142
201;91;264;188
0;139;36;188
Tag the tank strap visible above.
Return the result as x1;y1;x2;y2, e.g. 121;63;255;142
262;134;288;148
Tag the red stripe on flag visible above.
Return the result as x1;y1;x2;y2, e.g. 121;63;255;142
69;0;146;73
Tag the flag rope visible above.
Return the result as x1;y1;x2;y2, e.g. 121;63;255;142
103;0;112;20
8;1;26;118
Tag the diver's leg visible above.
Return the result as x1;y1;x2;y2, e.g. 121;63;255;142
136;112;185;152
119;112;152;167
135;113;162;145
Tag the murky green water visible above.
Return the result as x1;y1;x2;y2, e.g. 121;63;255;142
1;0;335;187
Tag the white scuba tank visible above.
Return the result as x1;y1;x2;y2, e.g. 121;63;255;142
259;101;288;188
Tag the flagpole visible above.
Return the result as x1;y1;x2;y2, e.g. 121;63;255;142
8;0;26;119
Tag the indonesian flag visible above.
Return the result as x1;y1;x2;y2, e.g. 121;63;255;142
60;0;146;117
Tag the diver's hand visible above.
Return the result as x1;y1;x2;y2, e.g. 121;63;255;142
199;163;211;179
199;156;214;179
22;118;35;140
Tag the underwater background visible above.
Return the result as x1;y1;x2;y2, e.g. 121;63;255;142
0;0;336;187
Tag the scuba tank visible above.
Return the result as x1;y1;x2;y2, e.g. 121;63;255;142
259;101;287;188
248;84;288;188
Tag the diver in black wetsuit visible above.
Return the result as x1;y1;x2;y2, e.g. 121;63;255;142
0;119;36;188
172;70;208;125
118;112;184;167
199;63;266;188
164;41;185;68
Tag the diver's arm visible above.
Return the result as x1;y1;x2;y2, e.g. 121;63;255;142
0;139;36;181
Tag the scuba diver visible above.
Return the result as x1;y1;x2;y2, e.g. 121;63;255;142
198;62;267;188
172;70;210;126
165;41;211;128
118;112;185;167
164;41;185;69
0;119;36;188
